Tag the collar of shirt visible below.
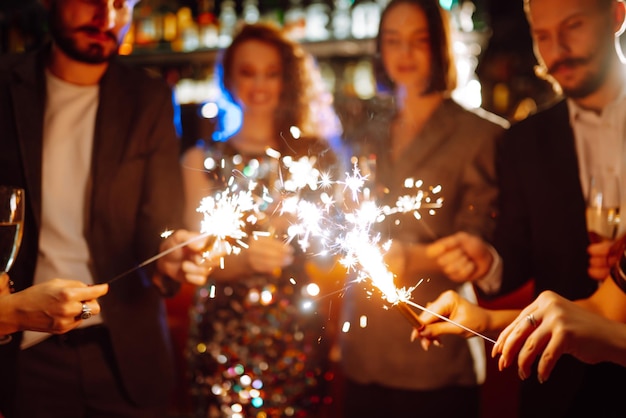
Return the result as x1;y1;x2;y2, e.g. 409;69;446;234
567;80;626;125
566;84;626;203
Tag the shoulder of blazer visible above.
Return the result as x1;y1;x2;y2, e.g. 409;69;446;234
504;99;570;142
0;48;47;87
499;99;573;167
102;59;173;103
448;99;510;130
440;99;510;141
511;99;569;131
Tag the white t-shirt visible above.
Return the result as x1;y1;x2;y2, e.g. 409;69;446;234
22;70;102;349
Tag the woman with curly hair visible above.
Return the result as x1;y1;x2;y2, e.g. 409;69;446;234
181;23;344;418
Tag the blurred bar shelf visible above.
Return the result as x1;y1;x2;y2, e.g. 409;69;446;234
119;38;376;66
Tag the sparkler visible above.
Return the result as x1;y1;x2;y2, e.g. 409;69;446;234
109;155;492;343
106;177;260;285
105;154;332;286
196;182;258;256
337;199;425;330
106;231;214;284
404;298;497;344
291;164;494;343
334;198;496;342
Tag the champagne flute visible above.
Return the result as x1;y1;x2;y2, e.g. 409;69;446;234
0;186;25;293
586;174;620;243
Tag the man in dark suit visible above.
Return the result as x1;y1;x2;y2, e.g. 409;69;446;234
424;0;626;417
0;0;217;416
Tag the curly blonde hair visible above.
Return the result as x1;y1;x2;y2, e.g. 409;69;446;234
217;23;342;153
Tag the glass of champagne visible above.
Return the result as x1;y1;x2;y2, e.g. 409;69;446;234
586;174;621;243
0;186;25;293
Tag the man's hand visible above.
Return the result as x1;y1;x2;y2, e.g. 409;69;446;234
426;232;493;282
587;233;626;280
0;273;10;296
2;279;108;335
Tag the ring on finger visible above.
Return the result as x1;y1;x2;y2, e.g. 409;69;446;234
80;303;92;320
526;313;537;328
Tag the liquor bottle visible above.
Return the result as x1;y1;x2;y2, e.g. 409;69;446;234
218;0;238;48
242;0;260;24
134;2;159;46
177;7;199;52
332;0;352;40
351;0;381;39
284;0;307;41
198;0;219;49
305;0;331;42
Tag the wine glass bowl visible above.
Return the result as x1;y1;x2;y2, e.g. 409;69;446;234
586;175;620;243
0;186;25;290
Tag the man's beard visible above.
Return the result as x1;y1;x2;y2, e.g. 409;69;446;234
548;54;610;99
49;2;119;64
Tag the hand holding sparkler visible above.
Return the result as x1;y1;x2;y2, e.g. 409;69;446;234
411;290;515;349
106;180;256;288
154;229;223;287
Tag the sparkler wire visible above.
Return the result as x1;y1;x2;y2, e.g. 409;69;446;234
394;301;424;330
309;279;496;345
106;232;213;284
404;299;497;344
105;162;491;348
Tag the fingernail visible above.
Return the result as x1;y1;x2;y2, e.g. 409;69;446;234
420;338;430;351
538;376;545;384
491;347;498;358
518;369;526;381
432;339;442;348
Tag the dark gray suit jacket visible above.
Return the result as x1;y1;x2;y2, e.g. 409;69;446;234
0;48;184;415
494;99;595;300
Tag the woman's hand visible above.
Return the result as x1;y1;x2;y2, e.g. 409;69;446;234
246;235;294;276
412;290;494;350
156;230;223;286
492;290;626;383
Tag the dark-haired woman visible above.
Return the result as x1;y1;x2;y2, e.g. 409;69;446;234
338;1;508;417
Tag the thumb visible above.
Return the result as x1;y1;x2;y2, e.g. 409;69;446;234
0;273;10;296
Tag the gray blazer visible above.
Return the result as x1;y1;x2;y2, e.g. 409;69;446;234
340;98;507;390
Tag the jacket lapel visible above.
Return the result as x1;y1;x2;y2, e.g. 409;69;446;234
541;101;583;197
91;63;134;211
9;51;47;229
393;100;456;181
